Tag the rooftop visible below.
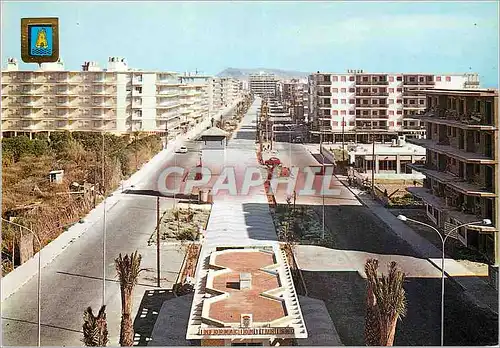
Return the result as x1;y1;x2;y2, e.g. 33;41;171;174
199;126;229;138
421;88;498;97
330;142;426;156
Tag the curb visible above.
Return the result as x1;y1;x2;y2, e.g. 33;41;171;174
1;117;215;303
1;197;120;302
335;174;498;314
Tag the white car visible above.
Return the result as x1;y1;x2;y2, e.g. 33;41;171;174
176;146;188;154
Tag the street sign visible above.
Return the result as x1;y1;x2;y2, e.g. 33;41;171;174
443;222;460;240
21;18;59;64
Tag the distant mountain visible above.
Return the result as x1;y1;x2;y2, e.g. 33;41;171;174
217;67;310;80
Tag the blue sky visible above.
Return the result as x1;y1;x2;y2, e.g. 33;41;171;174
2;1;499;87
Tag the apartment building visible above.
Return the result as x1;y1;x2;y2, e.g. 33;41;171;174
406;89;498;273
308;70;480;143
279;79;309;124
212;77;242;110
1;57;221;137
249;73;278;97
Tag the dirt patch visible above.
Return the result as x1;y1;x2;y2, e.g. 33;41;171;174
173;243;201;296
152;205;211;243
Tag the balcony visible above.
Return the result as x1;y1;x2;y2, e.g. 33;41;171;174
356;103;388;108
356;80;389;86
158;102;181;109
157;91;180;97
407;138;495;164
403;92;426;97
403;104;424;109
317;80;332;86
27;88;44;95
404;80;435;86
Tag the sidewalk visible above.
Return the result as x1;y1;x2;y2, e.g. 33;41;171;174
1;104;237;302
335;174;498;314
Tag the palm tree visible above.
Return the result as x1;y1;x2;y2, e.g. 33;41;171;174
82;305;108;346
364;259;407;346
115;251;142;346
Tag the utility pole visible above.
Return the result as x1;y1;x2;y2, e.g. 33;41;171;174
156;196;160;288
371;133;375;198
102;132;106;307
342;116;345;162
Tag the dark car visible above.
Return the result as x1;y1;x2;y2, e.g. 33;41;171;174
264;157;281;166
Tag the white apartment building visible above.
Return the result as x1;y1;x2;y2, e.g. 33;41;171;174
249;72;278;97
212;77;242;110
309;70;480;143
1;57;227;137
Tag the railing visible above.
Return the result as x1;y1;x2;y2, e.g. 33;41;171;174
357;80;389;85
355;103;388;108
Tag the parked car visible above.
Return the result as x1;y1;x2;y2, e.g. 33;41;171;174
176;146;188;154
264;157;281;166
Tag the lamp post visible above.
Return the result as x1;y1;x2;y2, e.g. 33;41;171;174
397;215;492;346
2;218;42;347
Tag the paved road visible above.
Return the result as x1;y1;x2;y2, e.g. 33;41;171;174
1;107;236;346
278;145;499;345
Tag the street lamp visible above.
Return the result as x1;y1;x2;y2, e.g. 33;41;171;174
396;215;491;346
1;218;42;347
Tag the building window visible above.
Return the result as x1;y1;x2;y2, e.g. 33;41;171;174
389;121;394;126
349;76;355;81
475;132;480;143
341;88;346;93
341;110;346;115
397;88;402;92
349;110;355;115
349;99;355;104
341;76;346;82
332;76;338;82
396;99;402;103
446;76;451;82
373;110;378;116
389;76;394;82
332;88;338;93
397;110;402;115
397;121;402;125
389;110;394;115
349;87;355;92
419;99;425;105
333;110;339;115
332;121;339;126
349;121;355;126
332;99;338;104
389;99;394;104
389;88;394;93
341;99;346;104
396;76;402;81
436;76;442;82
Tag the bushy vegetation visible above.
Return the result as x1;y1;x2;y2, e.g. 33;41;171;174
2;132;162;275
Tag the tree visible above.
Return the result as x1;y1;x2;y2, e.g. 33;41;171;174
364;259;407;346
82;305;108;346
115;251;142;346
